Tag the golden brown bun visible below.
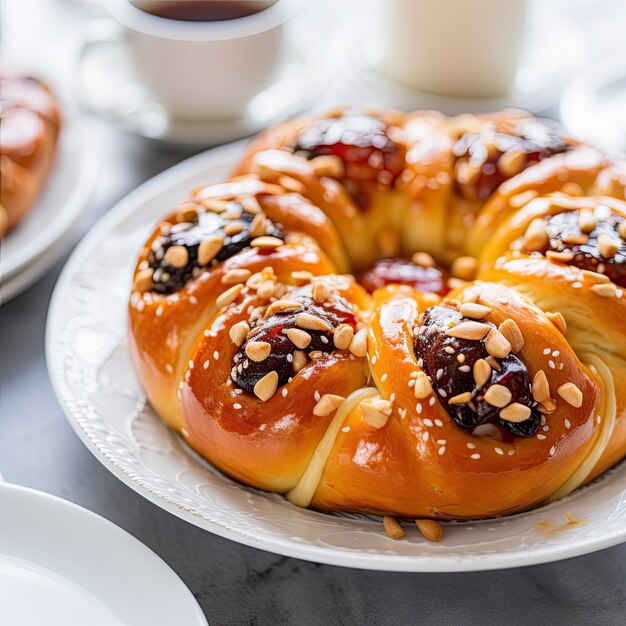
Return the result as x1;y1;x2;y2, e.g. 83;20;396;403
478;195;626;483
311;283;602;518
129;108;626;521
0;75;61;237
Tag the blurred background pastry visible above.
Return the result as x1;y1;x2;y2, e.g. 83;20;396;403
0;75;62;237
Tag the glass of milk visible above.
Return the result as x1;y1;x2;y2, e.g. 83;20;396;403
378;0;529;98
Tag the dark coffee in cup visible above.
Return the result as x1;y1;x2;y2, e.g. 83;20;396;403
134;1;276;22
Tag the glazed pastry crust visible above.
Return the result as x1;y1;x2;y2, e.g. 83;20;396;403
129;108;626;520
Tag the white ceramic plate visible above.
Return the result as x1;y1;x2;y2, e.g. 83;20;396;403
0;482;207;626
0;110;98;284
326;7;588;115
560;53;626;155
46;141;626;572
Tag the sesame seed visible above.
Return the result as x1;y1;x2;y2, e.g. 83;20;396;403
495;447;504;455
470;453;481;460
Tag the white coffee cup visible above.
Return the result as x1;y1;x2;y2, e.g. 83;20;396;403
98;0;301;121
378;0;528;98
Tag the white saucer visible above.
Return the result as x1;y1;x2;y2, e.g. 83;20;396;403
46;140;626;573
560;53;626;155
326;6;588;115
0;482;207;626
0;110;98;288
75;33;320;146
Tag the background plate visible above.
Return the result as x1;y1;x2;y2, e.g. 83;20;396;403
0;483;207;626
46;141;626;572
1;108;98;282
